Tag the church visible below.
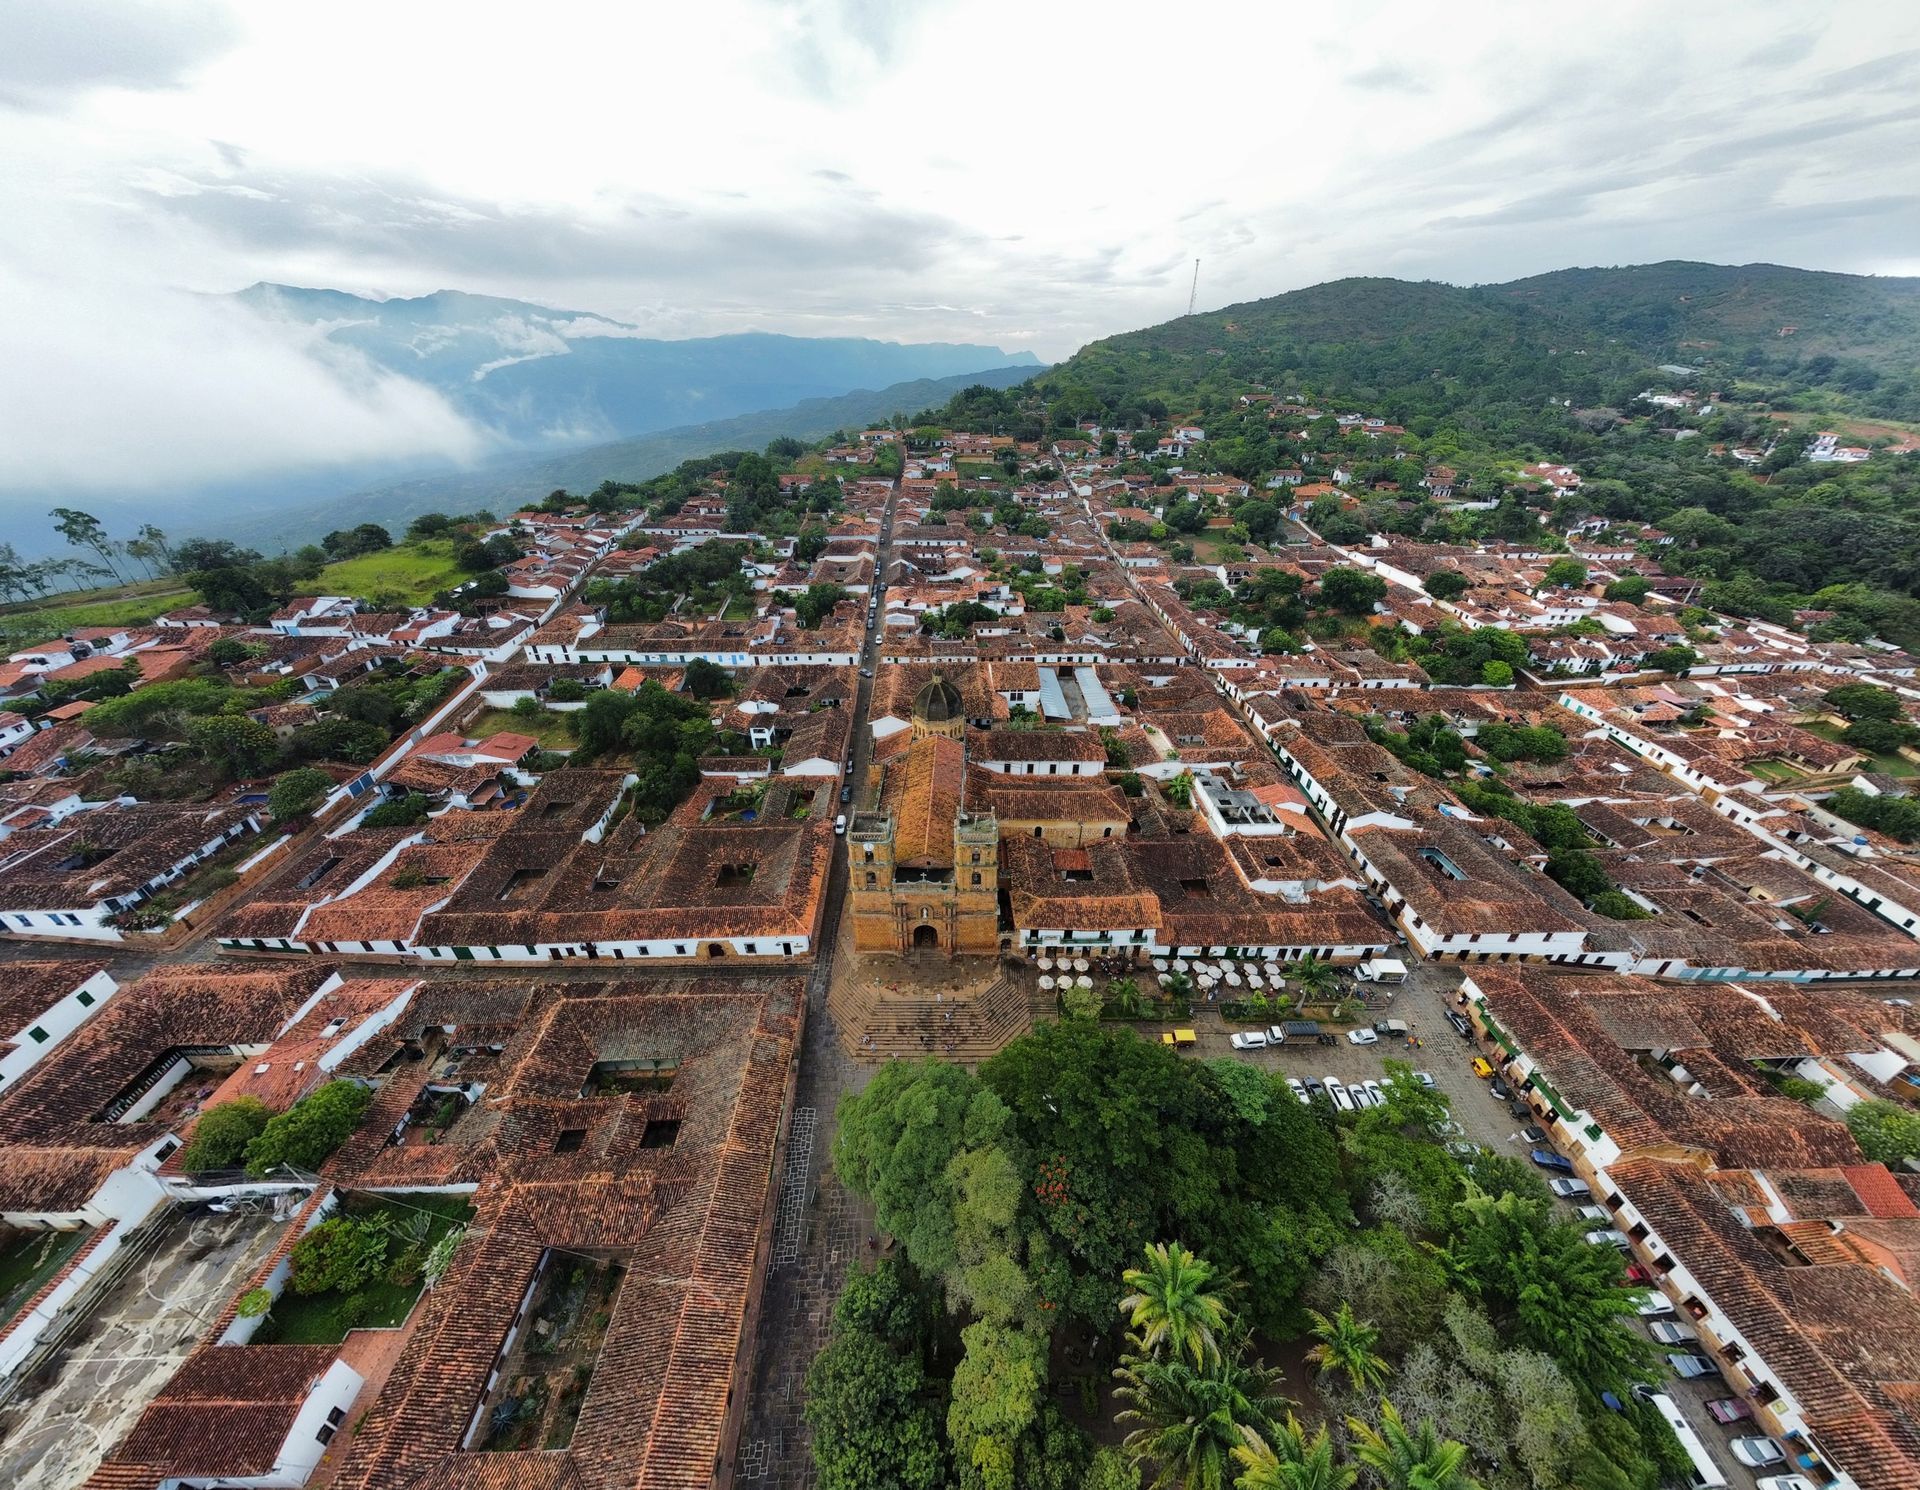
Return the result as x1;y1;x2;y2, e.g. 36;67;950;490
848;674;1002;957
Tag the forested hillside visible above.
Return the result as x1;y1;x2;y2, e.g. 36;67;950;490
917;263;1920;648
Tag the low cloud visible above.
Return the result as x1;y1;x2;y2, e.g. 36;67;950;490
0;266;489;493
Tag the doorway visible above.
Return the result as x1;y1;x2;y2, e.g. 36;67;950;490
912;924;940;951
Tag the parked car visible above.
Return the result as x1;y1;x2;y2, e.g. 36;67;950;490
1430;1120;1467;1138
1586;1228;1631;1250
1412;1070;1436;1089
1705;1397;1753;1425
839;785;852;804
1667;1353;1719;1379
1445;1140;1480;1158
1647;1321;1697;1345
1755;1477;1816;1490
1363;1080;1387;1107
1530;1148;1574;1173
1624;1263;1652;1285
1326;1080;1355;1112
1349;1085;1376;1110
859;667;873;678
1548;1176;1591;1198
1730;1438;1787;1469
1285;1078;1309;1105
1303;1078;1325;1099
1447;1012;1472;1037
1576;1204;1611;1223
1510;1100;1535;1121
1636;1295;1676;1318
1347;1028;1379;1046
1520;1124;1548;1144
833;814;847;835
1489;1076;1513;1100
1229;1031;1268;1051
1471;1057;1494;1078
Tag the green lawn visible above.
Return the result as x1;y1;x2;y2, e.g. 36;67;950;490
309;541;467;607
1800;719;1919;777
466;707;576;750
252;1195;470;1345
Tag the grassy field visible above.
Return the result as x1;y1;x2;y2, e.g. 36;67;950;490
0;591;190;647
308;541;467;606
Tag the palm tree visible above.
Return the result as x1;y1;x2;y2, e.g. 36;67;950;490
1292;955;1338;1004
1234;1418;1355;1490
1115;1352;1289;1490
1120;1241;1232;1368
1345;1401;1480;1490
1304;1303;1392;1394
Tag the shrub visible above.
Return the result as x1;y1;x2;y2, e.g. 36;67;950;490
547;677;587;702
361;793;430;829
178;1097;273;1172
290;1216;388;1295
244;1080;374;1177
268;766;335;823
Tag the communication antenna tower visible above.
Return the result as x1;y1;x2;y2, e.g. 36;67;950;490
1187;258;1200;317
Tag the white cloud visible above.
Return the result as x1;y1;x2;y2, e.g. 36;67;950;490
0;0;1917;505
0;263;490;490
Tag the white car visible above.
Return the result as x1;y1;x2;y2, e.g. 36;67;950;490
1346;1028;1379;1046
1585;1228;1630;1249
1548;1177;1591;1199
1575;1204;1611;1223
1363;1079;1387;1107
833;814;847;835
1647;1321;1697;1345
1635;1294;1675;1318
1326;1080;1354;1112
1730;1438;1787;1469
1411;1070;1436;1088
1755;1477;1817;1490
1285;1078;1309;1105
1229;1031;1268;1051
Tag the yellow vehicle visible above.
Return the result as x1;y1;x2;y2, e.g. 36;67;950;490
1161;1028;1198;1048
1471;1056;1495;1079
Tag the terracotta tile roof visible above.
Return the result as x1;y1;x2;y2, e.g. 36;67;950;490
887;733;964;867
112;1344;342;1477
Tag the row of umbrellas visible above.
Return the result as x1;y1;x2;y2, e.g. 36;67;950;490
1037;974;1096;991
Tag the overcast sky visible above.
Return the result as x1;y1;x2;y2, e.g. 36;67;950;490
3;0;1919;497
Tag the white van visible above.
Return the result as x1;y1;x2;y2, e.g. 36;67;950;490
1355;958;1407;984
1638;1390;1727;1489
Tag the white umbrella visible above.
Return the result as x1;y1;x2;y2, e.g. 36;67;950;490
1075;958;1090;974
1037;957;1053;972
1245;974;1263;991
1157;973;1171;987
1226;971;1243;988
1265;962;1282;979
1076;974;1094;990
1152;958;1168;973
1174;958;1191;974
1038;975;1055;991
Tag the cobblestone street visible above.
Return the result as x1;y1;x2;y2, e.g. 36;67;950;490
735;956;876;1490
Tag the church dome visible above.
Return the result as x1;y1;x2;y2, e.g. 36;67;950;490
913;672;964;725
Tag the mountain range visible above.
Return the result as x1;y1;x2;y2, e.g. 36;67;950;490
234;283;1040;448
222;363;1040;549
